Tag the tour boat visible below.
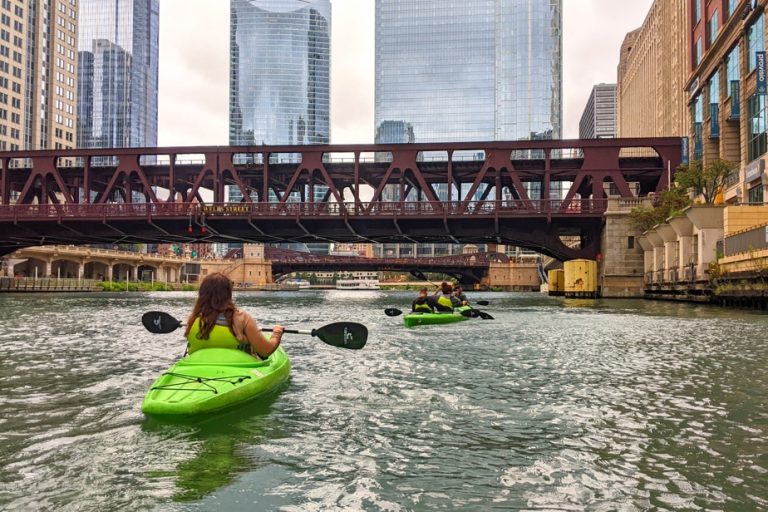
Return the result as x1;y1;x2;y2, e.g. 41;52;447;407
335;279;380;290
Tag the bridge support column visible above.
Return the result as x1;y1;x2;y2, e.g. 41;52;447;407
486;262;540;291
78;262;85;280
599;197;650;297
45;259;52;278
107;264;114;281
131;265;139;281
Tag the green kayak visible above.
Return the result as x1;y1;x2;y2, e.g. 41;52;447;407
141;346;291;416
403;306;472;328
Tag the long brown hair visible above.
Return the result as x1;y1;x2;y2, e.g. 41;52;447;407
184;273;237;339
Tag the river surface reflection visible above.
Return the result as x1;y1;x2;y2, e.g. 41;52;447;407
0;291;766;510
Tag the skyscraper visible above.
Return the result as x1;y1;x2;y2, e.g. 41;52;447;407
579;84;617;139
375;0;562;145
375;0;562;258
229;0;331;256
230;0;331;147
76;0;159;149
0;1;79;152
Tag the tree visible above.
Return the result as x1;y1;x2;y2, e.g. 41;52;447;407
675;159;735;204
629;186;691;232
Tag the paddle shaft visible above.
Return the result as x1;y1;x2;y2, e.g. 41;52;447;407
172;323;304;336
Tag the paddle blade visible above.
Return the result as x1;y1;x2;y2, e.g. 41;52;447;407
476;310;494;320
385;308;403;317
459;308;480;318
475;300;490;306
312;322;368;350
142;311;183;334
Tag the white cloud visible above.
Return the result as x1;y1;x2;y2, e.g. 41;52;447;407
158;0;655;146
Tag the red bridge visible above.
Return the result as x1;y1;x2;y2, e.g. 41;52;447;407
265;247;511;284
0;138;682;260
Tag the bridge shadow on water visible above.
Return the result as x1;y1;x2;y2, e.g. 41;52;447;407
140;383;289;503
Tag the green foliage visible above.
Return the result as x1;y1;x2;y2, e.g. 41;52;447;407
96;281;181;292
675;159;735;204
629;187;692;232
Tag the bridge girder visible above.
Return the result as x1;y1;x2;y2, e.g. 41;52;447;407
0;139;682;258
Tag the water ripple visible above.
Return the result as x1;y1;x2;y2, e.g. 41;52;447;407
0;292;766;510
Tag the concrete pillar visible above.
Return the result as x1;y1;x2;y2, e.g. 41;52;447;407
669;216;695;281
78;262;84;280
657;224;678;281
684;205;725;281
107;264;114;281
646;230;665;283
45;259;52;278
132;265;139;281
696;228;724;279
637;235;654;282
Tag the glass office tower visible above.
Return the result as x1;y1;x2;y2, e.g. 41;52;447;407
229;0;331;254
375;0;562;258
230;0;331;147
76;0;159;149
375;0;561;145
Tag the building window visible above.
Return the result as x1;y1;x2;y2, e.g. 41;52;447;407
748;13;765;71
693;93;703;159
709;71;720;137
748;185;764;204
727;0;738;18
709;10;719;46
693;0;701;25
694;37;702;67
628;236;635;250
726;44;741;117
747;94;768;162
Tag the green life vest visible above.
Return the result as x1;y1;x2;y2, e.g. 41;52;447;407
435;294;454;312
413;301;433;313
186;317;246;354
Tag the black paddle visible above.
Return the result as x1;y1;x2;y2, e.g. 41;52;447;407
141;311;367;350
475;300;490;306
459;308;494;320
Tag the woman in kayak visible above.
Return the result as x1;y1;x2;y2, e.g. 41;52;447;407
433;282;455;312
184;272;284;358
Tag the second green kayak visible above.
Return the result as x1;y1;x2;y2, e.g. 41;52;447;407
141;346;291;416
403;306;472;328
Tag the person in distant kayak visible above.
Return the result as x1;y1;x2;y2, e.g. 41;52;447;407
412;287;436;313
452;285;469;306
184;272;284;358
433;281;455;312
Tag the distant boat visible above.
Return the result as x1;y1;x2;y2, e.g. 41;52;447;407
335;279;380;290
285;278;311;289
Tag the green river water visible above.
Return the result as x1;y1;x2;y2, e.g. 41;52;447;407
0;291;766;511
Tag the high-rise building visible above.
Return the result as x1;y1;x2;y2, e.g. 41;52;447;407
687;0;766;205
0;0;79;152
229;0;332;255
617;0;688;139
230;0;330;148
579;84;617;139
76;0;159;149
375;0;562;145
374;0;562;258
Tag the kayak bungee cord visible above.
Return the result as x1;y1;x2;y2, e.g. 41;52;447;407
150;372;253;395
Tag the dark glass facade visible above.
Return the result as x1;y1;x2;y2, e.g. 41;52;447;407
76;0;159;149
374;0;562;145
229;0;331;147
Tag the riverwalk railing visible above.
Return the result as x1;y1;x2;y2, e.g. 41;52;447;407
724;223;768;256
0;277;99;292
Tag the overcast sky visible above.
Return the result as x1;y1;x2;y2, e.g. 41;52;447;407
157;0;655;147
